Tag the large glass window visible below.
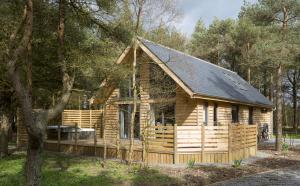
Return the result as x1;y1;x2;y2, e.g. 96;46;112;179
248;107;254;125
119;104;140;139
213;103;218;126
149;63;176;99
231;105;239;123
150;103;175;126
203;102;208;125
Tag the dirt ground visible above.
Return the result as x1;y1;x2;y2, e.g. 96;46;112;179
152;143;300;185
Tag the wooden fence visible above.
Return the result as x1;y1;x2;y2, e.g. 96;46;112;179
44;120;257;164
62;110;103;128
144;125;174;152
174;124;257;163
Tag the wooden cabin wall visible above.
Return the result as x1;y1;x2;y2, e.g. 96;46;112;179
139;59;150;131
104;89;120;140
175;87;198;126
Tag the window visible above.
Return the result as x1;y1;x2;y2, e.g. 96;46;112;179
149;63;176;99
150;103;175;126
203;102;208;125
231;105;239;123
119;104;140;139
248;107;253;125
213;103;218;126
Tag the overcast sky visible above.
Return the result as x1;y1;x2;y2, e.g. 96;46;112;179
175;0;258;37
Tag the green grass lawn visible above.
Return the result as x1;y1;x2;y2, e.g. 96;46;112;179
0;152;181;186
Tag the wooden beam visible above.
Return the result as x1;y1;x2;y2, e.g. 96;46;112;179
115;45;133;64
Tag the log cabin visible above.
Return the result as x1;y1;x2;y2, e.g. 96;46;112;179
99;37;273;164
20;37;273;164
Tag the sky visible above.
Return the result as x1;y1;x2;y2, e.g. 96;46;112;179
175;0;258;37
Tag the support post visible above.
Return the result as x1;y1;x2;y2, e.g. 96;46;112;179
94;123;97;156
58;122;61;152
90;110;92;128
173;124;178;164
103;104;107;160
79;110;82;128
255;123;258;154
243;123;246;158
75;123;78;154
228;123;232;163
201;122;205;162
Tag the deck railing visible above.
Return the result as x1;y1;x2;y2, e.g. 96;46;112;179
174;124;257;162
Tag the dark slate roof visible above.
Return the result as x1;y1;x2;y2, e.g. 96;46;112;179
139;38;273;107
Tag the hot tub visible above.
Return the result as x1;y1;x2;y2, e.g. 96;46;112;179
47;125;95;140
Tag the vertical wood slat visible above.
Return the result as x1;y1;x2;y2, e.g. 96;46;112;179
58;122;61;152
90;110;92;128
79;110;82;128
243;124;246;157
75;123;78;153
94;123;97;156
174;124;178;164
228;123;232;163
201;123;205;162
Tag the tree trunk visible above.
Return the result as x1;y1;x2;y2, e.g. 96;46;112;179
0;112;10;157
247;67;251;84
128;41;137;163
25;135;43;186
275;64;283;151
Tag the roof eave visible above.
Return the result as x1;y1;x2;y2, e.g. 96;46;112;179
191;93;273;108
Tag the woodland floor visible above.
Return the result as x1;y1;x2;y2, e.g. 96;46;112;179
1;142;300;186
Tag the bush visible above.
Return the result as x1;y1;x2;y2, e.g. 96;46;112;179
282;142;289;154
233;159;242;168
187;159;195;169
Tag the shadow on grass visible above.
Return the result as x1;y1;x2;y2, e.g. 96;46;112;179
131;167;182;186
253;157;300;169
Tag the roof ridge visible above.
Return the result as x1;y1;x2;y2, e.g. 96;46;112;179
137;37;236;74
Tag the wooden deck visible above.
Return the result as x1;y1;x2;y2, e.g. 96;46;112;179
44;123;257;164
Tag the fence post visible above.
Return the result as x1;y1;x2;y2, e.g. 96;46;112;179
201;122;205;162
255;123;258;154
243;123;246;158
79;110;82;128
75;123;78;154
58;122;61;152
228;123;232;163
94;123;97;156
90;110;92;128
173;124;178;164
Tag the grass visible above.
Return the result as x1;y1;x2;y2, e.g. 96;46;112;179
0;152;181;186
272;133;300;139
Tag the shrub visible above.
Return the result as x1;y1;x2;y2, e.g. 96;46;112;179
282;142;289;155
187;159;195;169
233;159;242;168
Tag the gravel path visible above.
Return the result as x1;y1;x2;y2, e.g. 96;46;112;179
212;166;300;186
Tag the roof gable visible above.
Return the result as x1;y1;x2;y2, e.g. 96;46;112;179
138;38;273;107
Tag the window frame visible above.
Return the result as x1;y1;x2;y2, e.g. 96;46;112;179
231;105;239;123
213;103;218;126
248;107;254;125
203;102;208;125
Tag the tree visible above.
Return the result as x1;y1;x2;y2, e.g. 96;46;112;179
1;0;131;185
189;18;236;70
241;0;300;151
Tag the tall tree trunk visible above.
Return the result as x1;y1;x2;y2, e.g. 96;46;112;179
275;64;283;151
25;134;43;186
0;112;10;157
128;41;137;163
